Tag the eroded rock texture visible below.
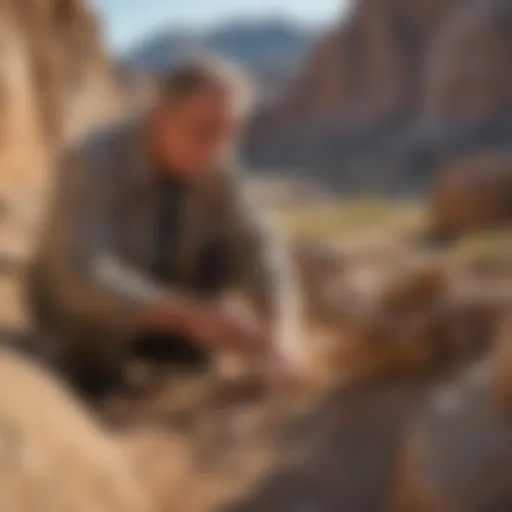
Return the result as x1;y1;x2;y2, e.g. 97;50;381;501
431;153;512;237
0;347;148;512
247;0;512;197
0;0;120;255
392;315;512;512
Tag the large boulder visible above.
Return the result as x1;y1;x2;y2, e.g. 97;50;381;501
0;347;148;512
304;253;461;383
0;0;122;262
391;314;512;512
431;152;512;237
0;0;123;326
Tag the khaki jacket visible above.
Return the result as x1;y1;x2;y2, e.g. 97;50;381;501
26;117;299;368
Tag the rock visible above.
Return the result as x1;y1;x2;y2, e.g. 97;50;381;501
247;0;512;193
10;0;121;146
0;347;148;512
306;255;458;382
431;152;512;237
380;261;449;313
247;0;457;170
425;0;512;122
490;314;512;411
391;322;512;512
227;370;440;512
266;0;437;129
0;0;122;256
0;0;123;327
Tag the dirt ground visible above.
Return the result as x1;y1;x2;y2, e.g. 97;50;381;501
92;358;451;512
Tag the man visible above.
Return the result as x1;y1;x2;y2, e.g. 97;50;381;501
26;60;301;396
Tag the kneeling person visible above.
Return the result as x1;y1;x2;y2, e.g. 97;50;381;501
26;60;301;396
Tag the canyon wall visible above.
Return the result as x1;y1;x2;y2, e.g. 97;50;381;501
247;0;512;194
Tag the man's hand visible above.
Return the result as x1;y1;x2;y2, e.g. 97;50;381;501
139;298;270;358
138;297;196;333
200;301;305;389
139;297;304;387
190;303;270;358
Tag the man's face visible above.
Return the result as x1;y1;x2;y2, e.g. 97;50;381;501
151;86;240;177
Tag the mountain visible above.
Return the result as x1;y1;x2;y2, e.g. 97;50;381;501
124;19;315;98
246;0;512;194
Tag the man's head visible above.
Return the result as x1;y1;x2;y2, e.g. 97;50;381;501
148;58;252;178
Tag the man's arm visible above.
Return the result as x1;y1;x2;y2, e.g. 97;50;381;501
47;143;197;343
47;143;267;356
228;181;304;370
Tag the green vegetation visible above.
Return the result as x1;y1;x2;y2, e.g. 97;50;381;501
270;197;427;241
451;229;512;268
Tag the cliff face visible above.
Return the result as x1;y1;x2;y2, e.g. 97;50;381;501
425;2;512;122
0;0;120;259
247;0;512;193
254;0;460;130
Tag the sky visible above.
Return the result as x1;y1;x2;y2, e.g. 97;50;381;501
91;0;347;53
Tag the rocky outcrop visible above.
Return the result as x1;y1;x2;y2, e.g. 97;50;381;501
247;0;512;195
0;347;148;512
0;0;123;330
431;152;512;237
425;1;512;122
9;0;119;145
0;0;121;261
271;0;433;128
297;243;483;383
391;315;512;512
249;0;459;139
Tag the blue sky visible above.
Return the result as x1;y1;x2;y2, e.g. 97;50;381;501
91;0;347;52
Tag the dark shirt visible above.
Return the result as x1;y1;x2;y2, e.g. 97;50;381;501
149;174;235;296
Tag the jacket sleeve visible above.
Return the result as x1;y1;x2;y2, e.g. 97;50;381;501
229;181;304;364
46;144;167;342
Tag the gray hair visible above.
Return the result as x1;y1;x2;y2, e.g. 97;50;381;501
158;57;254;115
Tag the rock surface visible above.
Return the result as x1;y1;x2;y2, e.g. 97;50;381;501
0;347;148;512
431;152;512;237
0;0;121;256
0;0;122;327
392;315;512;512
247;0;512;196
